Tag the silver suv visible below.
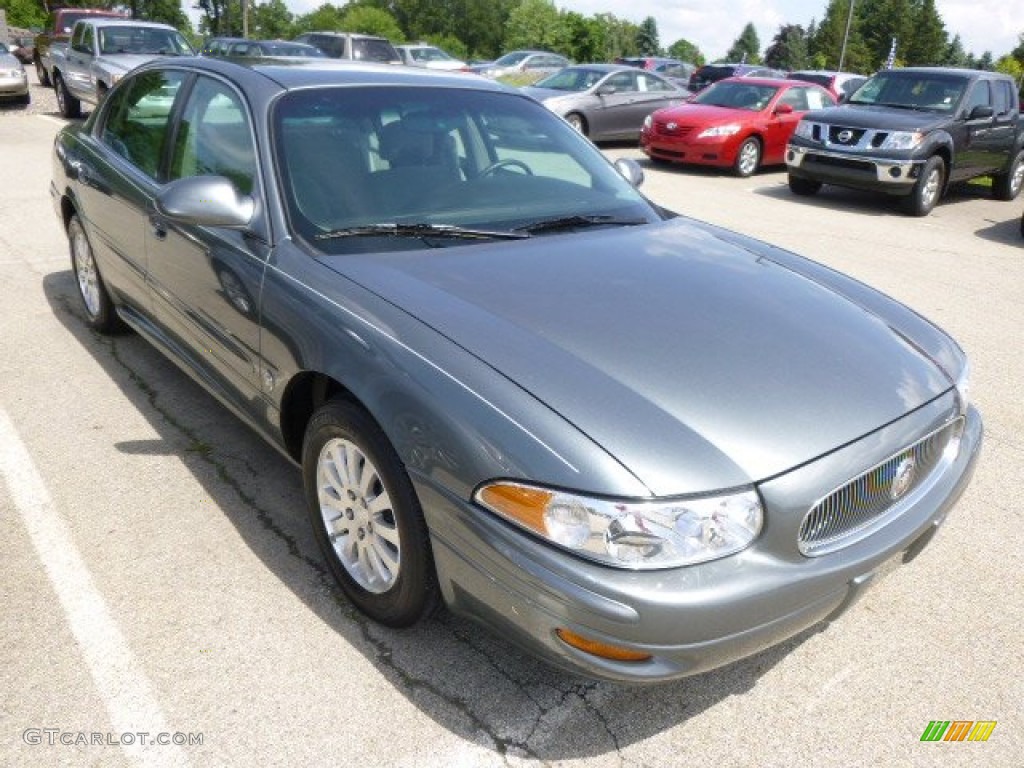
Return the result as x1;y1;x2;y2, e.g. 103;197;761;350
293;32;400;64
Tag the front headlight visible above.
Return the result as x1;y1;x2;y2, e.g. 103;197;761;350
881;131;924;150
643;114;652;130
698;123;741;138
794;120;815;140
476;482;762;569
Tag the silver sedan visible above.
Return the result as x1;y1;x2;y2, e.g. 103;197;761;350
523;64;688;140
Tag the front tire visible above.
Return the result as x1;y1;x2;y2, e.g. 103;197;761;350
992;149;1024;201
302;399;438;627
734;137;761;177
565;112;587;136
902;155;945;216
55;73;81;119
35;58;50;87
68;214;125;333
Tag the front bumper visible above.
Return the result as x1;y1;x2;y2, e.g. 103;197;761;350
419;398;982;683
641;132;738;168
0;72;29;98
787;143;922;194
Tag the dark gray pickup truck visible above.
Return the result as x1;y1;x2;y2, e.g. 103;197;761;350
786;67;1024;215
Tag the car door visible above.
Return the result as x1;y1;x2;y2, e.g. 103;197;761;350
78;69;189;318
65;22;96;99
591;71;640;138
761;85;817;164
146;73;268;418
954;79;999;179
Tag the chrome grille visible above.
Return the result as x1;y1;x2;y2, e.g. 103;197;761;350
798;419;962;556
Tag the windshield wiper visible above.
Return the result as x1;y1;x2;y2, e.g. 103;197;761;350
315;223;529;242
516;215;647;235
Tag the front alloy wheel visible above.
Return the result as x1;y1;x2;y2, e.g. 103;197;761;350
902;155;945;216
303;399;438;627
734;138;761;178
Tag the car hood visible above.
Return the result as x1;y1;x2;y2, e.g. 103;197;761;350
322;219;951;495
100;53;172;73
801;104;950;131
522;87;582;103
655;103;756;124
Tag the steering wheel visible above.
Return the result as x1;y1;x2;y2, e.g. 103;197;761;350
479;158;534;177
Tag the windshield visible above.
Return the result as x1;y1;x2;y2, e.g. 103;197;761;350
493;51;530;67
99;27;194;55
274;86;658;253
263;42;324;57
693;81;778;111
411;47;453;62
533;68;605;92
848;72;967;112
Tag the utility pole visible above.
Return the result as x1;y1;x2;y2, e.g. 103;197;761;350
838;0;855;71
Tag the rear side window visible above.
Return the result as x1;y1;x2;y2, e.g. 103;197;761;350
352;38;398;62
101;70;187;179
993;81;1015;115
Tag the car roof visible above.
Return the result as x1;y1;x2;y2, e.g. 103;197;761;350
154;56;515;92
83;19;179;30
719;76;814;88
300;30;390;40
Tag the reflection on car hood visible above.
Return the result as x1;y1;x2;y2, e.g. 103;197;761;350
655;103;760;123
323;218;951;495
101;53;175;73
800;105;950;131
521;87;578;103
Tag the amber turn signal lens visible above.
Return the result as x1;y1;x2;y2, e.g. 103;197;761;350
476;483;553;534
555;628;652;662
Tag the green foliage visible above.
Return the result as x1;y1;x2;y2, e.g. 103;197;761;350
0;0;47;28
136;0;189;30
504;0;565;53
667;38;703;66
251;0;293;39
810;0;869;72
725;22;761;64
764;24;809;71
994;54;1023;81
293;3;346;35
636;16;659;56
421;33;468;61
340;5;403;40
903;0;946;65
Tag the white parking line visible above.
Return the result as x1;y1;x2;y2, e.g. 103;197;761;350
0;407;191;768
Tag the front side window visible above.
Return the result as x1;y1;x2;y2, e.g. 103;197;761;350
274;86;657;251
963;81;991;115
169;76;257;195
100;69;187;179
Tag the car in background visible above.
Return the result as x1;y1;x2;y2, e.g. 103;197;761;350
0;41;30;106
471;50;570;79
396;43;468;71
201;36;245;56
9;36;34;65
787;70;867;101
219;39;326;57
51;56;981;686
293;31;401;64
689;62;777;93
641;77;835;176
618;56;695;89
523;64;687;140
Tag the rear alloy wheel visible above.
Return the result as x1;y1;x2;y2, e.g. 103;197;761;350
734;137;761;178
302;399;438;627
55;73;81;119
68;214;124;333
902;155;945;216
565;112;587;136
992;149;1024;201
788;174;822;196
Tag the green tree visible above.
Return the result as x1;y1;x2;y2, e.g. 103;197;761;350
340;5;403;40
1011;32;1024;64
943;34;968;67
725;22;761;64
0;0;47;29
976;50;994;70
811;0;868;71
764;24;809;71
562;11;606;63
196;0;243;36
667;38;703;66
251;0;293;39
903;0;946;65
504;0;568;54
292;3;346;34
858;0;915;70
635;16;659;56
135;0;189;29
994;54;1023;81
595;13;640;60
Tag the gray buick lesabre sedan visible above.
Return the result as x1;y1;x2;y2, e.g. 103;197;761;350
51;57;981;683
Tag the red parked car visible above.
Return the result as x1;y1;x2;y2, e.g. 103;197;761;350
641;77;835;177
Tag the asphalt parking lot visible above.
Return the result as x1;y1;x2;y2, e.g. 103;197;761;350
1;71;1021;767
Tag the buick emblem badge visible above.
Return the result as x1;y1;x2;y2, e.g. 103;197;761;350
890;457;917;500
837;129;854;144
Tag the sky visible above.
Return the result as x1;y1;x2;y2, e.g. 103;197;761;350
270;0;1023;62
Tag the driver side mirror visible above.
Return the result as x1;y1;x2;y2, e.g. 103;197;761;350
614;157;644;188
968;104;994;120
775;103;794;115
155;176;255;229
596;84;617;96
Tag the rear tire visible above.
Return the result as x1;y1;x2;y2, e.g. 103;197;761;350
992;149;1024;201
55;73;81;119
901;155;944;216
302;399;439;627
35;58;50;87
788;174;822;196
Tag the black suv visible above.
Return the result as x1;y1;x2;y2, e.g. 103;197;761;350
787;67;1024;215
688;63;776;93
293;32;401;64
